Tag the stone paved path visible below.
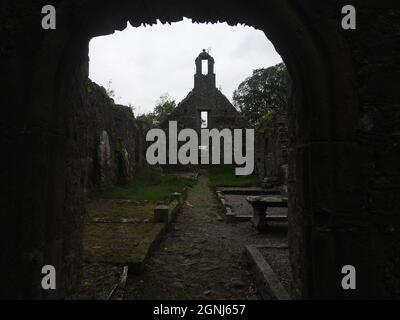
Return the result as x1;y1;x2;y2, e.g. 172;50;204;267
125;175;286;300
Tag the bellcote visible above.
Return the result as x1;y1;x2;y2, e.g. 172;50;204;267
194;49;216;90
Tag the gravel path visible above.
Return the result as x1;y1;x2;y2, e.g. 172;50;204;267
124;175;287;300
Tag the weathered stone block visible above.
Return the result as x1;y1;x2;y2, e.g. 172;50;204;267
153;205;170;224
170;192;183;205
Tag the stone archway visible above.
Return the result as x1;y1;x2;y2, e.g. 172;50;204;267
1;0;398;299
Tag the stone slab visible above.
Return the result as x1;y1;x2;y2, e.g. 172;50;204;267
217;187;280;195
246;245;291;300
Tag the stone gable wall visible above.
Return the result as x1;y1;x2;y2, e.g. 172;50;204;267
166;88;248;131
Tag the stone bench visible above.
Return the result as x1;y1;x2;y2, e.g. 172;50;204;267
246;196;288;233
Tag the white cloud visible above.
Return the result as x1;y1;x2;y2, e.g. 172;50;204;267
89;18;282;115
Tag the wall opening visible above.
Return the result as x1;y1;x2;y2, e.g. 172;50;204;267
200;110;209;128
201;60;208;75
81;18;295;300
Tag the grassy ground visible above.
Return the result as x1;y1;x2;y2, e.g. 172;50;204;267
83;222;165;265
86;200;156;221
92;167;196;202
207;165;260;188
83;199;162;267
82;167;193;271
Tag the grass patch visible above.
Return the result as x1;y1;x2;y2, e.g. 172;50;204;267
207;165;260;187
86;200;156;222
83;199;172;270
92;167;196;202
83;222;165;265
82;167;191;271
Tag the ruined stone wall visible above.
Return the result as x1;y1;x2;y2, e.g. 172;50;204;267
166;89;248;131
255;110;289;184
161;89;249;170
85;80;147;191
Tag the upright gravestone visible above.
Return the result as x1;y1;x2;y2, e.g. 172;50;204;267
98;130;113;190
119;147;130;181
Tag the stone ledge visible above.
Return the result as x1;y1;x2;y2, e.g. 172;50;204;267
153;194;183;231
246;244;291;300
217;187;279;195
215;191;237;223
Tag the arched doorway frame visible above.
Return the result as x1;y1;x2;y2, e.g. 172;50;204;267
15;0;359;299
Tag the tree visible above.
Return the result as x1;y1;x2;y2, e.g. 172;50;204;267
127;103;136;113
233;63;290;127
137;112;156;125
138;93;176;126
105;80;116;99
153;93;176;124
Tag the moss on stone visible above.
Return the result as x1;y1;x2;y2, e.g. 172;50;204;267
83;222;165;266
255;110;276;136
86;200;156;222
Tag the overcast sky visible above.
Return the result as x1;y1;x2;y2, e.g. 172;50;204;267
89;18;282;115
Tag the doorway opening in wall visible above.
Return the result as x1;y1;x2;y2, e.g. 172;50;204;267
75;17;292;300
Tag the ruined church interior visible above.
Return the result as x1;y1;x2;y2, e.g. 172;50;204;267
0;0;399;309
